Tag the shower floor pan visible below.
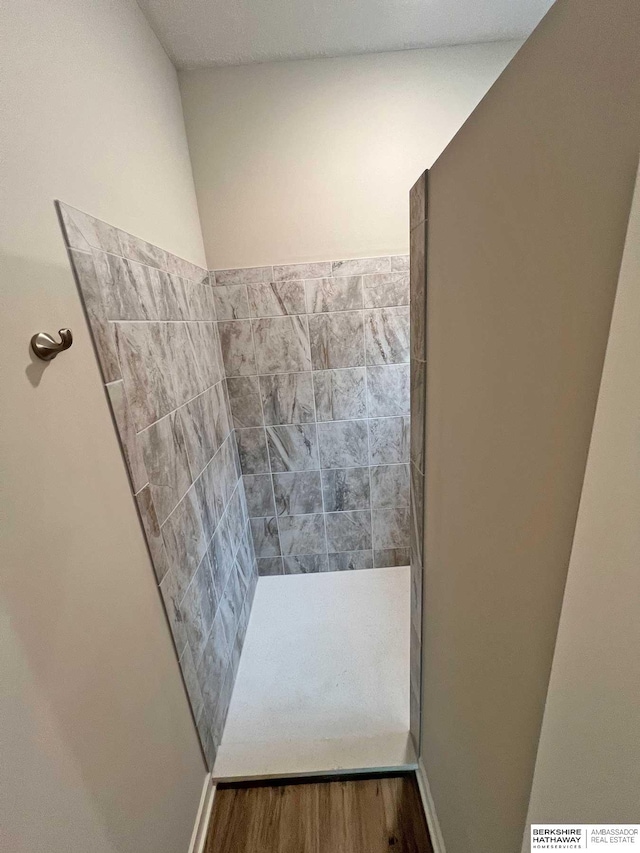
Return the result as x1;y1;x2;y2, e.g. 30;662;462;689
212;565;415;781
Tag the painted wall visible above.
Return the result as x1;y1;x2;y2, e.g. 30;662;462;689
179;42;520;269
420;1;640;851
521;165;640;849
0;1;207;851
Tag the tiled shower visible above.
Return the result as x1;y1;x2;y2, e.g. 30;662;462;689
57;197;423;773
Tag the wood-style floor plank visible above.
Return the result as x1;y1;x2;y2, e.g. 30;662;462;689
206;774;433;853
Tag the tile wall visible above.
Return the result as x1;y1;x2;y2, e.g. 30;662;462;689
57;202;257;770
210;255;411;576
409;171;428;753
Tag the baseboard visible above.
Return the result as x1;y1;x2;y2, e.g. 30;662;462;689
416;757;447;853
188;773;216;853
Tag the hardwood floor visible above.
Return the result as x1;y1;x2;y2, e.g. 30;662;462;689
206;773;433;853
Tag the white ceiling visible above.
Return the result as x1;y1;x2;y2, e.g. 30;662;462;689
137;0;554;70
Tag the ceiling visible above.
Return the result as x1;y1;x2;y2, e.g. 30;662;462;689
136;0;554;70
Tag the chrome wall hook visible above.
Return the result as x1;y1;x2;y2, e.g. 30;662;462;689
31;328;73;361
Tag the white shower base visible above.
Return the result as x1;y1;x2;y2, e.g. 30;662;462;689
212;565;415;781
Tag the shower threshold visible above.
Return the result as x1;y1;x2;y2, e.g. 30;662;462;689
212;565;415;782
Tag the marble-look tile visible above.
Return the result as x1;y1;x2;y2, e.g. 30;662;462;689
321;467;370;512
212;285;250;320
218;321;256;376
317;420;368;469
69;249;120;382
390;254;410;273
372;507;410;551
328;550;374;571
313;368;367;422
116;229;166;269
135;485;169;583
247;281;306;317
194;449;232;543
363;272;410;308
411;359;425;473
308;311;365;369
257;557;284;576
208;514;234;595
106;380;147;493
219;563;244;649
57;202;121;254
366;364;410;418
179;382;230;480
368;416;410;465
273;261;331;281
410;170;428;230
166;254;208;284
179;644;204;723
365;307;410;365
266;424;319;472
325;510;372;552
159;567;188;655
188;280;217;320
252;316;311;374
102;255;161;320
371;463;410;508
250;517;281;557
283;554;328;574
213;266;273;286
236;427;270;474
259;373;314;425
196;609;230;724
114;321;175;431
278;514;326;556
139;410;192;525
181;554;219;664
227;376;264;428
374;548;410;568
243;474;276;518
273;471;323;516
161;486;207;601
410;220;426;361
410;462;425;568
305;276;363;313
183;322;223;396
332;257;390;276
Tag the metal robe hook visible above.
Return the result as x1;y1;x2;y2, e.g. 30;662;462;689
31;328;73;361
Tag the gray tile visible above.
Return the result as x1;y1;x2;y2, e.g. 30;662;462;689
161;486;207;600
179;644;204;723
106;380;147;493
184;279;216;321
267;424;319;472
390;254;410;273
69;249;120;383
332;257;390;276
410;171;428;230
213;266;273;286
116;229;166;269
305;276;363;313
283;554;328;574
410;220;426;360
159;567;188;655
258;557;284;576
139;411;192;525
184;322;223;393
328;550;374;571
250;517;281;557
208;514;234;594
179;382;231;480
368;417;410;465
218;321;256;376
279;514;326;556
196;609;230;725
135;485;170;583
366;364;410;418
252;316;311;374
313;367;367;422
102;255;162;320
227;376;264;428
371;463;410;508
410;462;425;568
372;507;410;550
243;474;276;518
236;427;270;474
212;285;251;320
166;254;208;284
259;373;315;425
273;261;331;281
411;359;425;473
374;548;410;568
317;420;368;469
219;563;244;649
58;202;121;253
363;272;410;308
365;307;410;365
247;281;306;316
308;311;365;369
322;467;370;512
181;554;219;664
325;511;372;552
273;471;323;516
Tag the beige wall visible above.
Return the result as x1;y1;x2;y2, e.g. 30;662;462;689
179;42;520;269
421;1;640;852
0;1;206;851
521;164;640;848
